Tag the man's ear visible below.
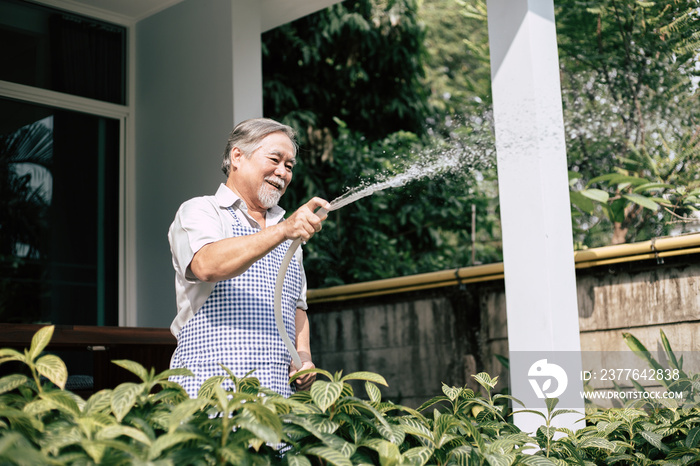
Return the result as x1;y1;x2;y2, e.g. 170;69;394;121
229;147;243;171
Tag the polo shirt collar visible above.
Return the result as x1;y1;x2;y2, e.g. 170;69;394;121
214;183;286;224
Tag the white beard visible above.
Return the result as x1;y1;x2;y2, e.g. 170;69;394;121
257;176;284;208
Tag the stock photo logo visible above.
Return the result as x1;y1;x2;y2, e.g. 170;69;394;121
528;359;568;399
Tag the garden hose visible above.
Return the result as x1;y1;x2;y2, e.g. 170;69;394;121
274;207;329;370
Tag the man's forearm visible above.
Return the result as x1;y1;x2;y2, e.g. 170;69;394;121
295;308;312;362
189;223;287;282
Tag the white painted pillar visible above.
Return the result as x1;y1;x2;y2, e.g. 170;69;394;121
486;0;584;433
232;0;264;122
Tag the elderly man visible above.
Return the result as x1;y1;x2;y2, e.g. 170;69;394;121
168;118;330;397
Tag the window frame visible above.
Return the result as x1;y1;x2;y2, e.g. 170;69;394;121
0;0;136;326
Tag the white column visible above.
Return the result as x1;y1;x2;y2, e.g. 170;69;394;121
232;0;264;122
486;0;584;433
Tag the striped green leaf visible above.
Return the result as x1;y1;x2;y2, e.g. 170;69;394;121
82;439;107;464
306;445;353;466
365;381;382;403
484;452;515;466
112;360;149;382
402;446;434;466
447;445;473;466
517;456;558;465
83;389;113;415
28;325;54;361
579;436;616;450
1;407;44;432
98;424;152;446
442;384;461;401
399;417;432;442
639;430;670;453
0;348;25;364
0;374;28;395
376;421;405;445
340;371;388;386
362;439;401;466
148;431;202;460
286;454;312;466
317;432;356;458
111;382;142;422
685;426;700;448
166;397;208;433
197;375;227;400
310;381;343;412
40;390;80;416
35;354;67;389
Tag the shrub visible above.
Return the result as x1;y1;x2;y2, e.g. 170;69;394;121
1;326;699;465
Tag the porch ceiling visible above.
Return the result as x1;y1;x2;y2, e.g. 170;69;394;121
65;0;342;25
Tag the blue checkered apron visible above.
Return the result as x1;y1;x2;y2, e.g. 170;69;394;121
170;208;302;398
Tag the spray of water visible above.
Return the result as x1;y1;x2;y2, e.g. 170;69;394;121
278;131;495;368
328;135;494;211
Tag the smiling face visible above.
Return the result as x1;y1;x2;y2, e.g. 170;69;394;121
227;131;296;212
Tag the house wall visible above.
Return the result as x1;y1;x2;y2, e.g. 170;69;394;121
134;0;263;328
129;0;344;329
307;254;700;407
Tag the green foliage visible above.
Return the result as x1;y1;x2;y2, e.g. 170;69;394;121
279;121;499;288
557;0;700;245
262;0;430;143
659;5;700;57
622;329;700;408
418;0;700;250
576;329;700;464
262;0;699;284
262;0;502;287
420;0;491;119
2;326;700;465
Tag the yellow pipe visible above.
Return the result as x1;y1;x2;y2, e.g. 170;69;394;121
307;232;700;304
575;246;700;269
308;262;504;300
310;274;507;303
572;232;700;262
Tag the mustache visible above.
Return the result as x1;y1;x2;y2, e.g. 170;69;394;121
264;176;286;189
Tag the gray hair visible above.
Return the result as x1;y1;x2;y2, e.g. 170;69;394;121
221;118;298;176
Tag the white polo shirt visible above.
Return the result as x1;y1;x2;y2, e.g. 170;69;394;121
168;183;308;337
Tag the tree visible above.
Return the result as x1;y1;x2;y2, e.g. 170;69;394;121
557;0;700;245
262;0;430;144
262;0;501;288
261;0;700;287
419;0;700;247
420;0;491;120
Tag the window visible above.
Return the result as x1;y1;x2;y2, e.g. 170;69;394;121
0;0;126;104
0;0;126;325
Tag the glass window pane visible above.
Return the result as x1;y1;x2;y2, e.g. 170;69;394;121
0;97;119;325
0;0;126;104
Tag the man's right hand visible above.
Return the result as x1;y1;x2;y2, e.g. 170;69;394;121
190;197;331;282
283;197;331;242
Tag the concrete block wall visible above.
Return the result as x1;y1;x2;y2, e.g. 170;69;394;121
308;254;700;407
309;292;481;407
477;257;700;393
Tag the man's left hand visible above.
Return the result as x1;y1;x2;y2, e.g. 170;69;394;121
289;356;316;391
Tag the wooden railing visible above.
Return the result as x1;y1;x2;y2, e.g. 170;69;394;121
0;324;176;394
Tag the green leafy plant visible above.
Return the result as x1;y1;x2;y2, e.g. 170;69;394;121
2;326;700;465
558;0;700;246
623;329;700;408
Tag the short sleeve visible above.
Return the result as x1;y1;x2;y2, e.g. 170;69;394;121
168;197;227;281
